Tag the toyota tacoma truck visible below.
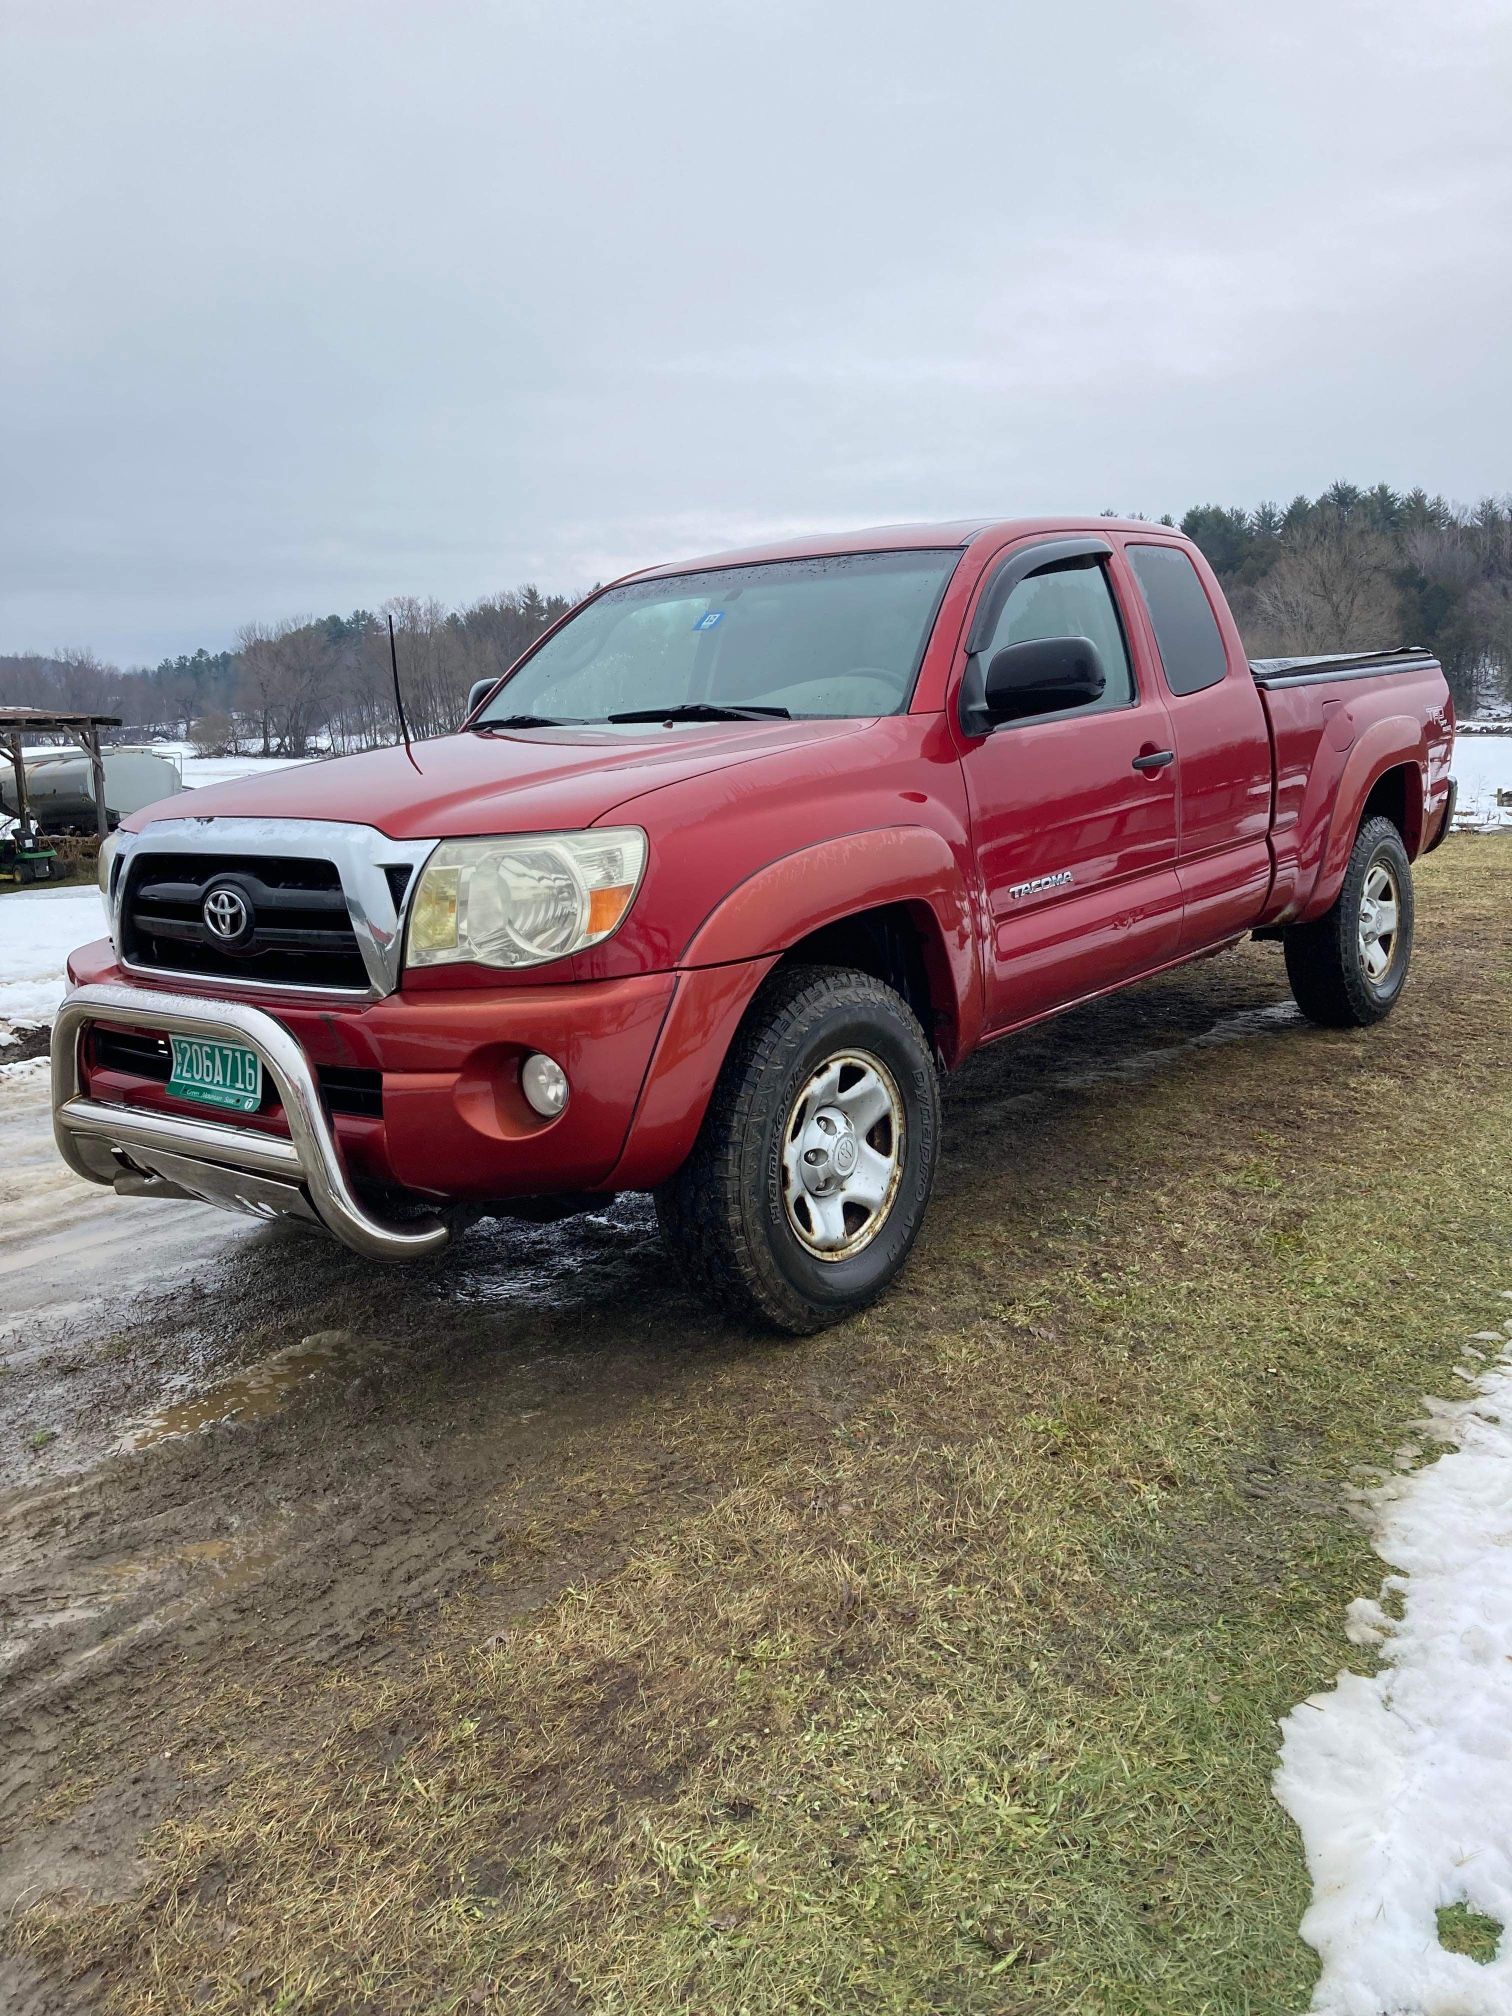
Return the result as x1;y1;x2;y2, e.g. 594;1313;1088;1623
53;519;1456;1331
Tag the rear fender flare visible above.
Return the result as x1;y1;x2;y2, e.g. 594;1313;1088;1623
1307;720;1426;918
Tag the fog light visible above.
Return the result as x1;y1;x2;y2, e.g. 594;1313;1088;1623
521;1051;569;1117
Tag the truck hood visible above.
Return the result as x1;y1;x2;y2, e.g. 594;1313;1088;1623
136;719;870;840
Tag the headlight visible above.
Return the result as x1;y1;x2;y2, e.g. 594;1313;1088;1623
405;827;647;970
97;831;119;897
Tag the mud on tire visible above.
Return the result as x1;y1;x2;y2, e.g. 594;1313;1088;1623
1283;813;1415;1028
655;964;941;1334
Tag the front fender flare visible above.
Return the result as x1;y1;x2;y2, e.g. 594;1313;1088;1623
681;824;978;1054
608;826;979;1192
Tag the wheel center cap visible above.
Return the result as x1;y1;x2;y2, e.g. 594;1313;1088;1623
799;1107;858;1194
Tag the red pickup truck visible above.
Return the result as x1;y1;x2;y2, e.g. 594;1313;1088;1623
54;519;1456;1330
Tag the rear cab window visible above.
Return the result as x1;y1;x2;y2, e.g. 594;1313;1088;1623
1126;544;1230;696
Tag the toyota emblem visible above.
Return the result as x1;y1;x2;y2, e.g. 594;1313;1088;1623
202;884;251;941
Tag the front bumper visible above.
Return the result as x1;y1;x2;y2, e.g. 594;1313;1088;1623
52;958;680;1261
53;983;451;1261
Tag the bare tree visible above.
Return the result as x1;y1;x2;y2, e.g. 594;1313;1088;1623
236;623;281;755
1250;522;1404;654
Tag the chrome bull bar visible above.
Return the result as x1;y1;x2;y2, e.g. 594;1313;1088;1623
51;982;449;1262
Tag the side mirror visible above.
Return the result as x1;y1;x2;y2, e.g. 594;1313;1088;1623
963;635;1106;733
466;677;499;718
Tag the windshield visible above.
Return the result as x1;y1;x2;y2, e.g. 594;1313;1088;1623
477;549;960;725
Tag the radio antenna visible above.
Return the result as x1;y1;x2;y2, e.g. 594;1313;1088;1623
387;613;421;771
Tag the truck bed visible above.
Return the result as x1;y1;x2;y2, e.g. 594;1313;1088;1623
1249;647;1439;690
1247;645;1453;930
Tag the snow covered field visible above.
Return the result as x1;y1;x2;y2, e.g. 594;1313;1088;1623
0;750;309;1035
1276;1294;1512;2014
160;742;311;792
1451;728;1512;829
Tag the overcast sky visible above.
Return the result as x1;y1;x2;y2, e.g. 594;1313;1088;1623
4;0;1511;667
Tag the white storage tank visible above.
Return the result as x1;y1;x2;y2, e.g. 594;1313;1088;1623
0;747;188;831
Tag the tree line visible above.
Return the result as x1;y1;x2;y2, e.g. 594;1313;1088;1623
1163;482;1511;711
0;587;576;755
3;481;1509;751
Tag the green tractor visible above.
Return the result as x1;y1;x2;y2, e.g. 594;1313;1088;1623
0;816;64;884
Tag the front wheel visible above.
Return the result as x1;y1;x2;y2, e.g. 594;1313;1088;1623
656;965;941;1333
1283;814;1415;1027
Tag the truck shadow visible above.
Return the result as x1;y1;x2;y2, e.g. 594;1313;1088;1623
157;952;1309;1368
2;947;1309;1511
0;947;1318;1845
185;950;1305;1362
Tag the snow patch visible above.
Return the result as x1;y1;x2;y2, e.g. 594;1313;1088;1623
0;1054;51;1086
0;884;109;1028
1451;734;1512;832
1275;1308;1512;2014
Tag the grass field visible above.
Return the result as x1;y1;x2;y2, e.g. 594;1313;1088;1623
9;834;1512;2014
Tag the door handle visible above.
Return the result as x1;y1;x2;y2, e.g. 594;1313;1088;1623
1132;749;1175;772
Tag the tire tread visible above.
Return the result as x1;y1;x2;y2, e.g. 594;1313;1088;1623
1283;814;1413;1027
656;964;935;1332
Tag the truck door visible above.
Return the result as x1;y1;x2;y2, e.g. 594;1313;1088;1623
1120;540;1273;950
955;542;1182;1034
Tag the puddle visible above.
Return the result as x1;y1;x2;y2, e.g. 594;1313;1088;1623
115;1328;377;1452
443;1197;659;1310
174;1534;289;1596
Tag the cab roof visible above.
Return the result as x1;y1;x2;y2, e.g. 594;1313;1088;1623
627;516;1175;581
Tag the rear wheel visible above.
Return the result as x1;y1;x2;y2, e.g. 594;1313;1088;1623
656;964;940;1333
1283;814;1414;1027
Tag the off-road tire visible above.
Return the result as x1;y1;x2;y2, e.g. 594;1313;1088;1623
1283;814;1414;1027
656;964;940;1333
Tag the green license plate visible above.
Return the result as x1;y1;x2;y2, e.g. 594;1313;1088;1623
167;1035;263;1114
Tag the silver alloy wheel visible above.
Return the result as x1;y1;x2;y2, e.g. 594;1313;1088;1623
1358;857;1401;982
780;1049;905;1261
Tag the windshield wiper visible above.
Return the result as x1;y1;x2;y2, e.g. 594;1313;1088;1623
475;713;581;730
606;702;791;724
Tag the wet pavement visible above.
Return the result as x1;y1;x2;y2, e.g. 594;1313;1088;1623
0;1059;243;1334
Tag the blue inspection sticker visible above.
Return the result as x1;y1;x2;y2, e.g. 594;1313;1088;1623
692;610;725;631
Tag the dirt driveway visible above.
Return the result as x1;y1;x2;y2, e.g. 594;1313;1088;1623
3;838;1510;2014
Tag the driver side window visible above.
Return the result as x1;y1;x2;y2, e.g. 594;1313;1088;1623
980;563;1135;719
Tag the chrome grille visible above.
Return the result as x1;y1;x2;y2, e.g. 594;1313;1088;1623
107;818;437;999
121;852;371;991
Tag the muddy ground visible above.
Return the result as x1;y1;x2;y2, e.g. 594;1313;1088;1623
1;846;1507;2012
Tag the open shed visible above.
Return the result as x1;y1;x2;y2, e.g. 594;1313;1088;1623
0;707;123;845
